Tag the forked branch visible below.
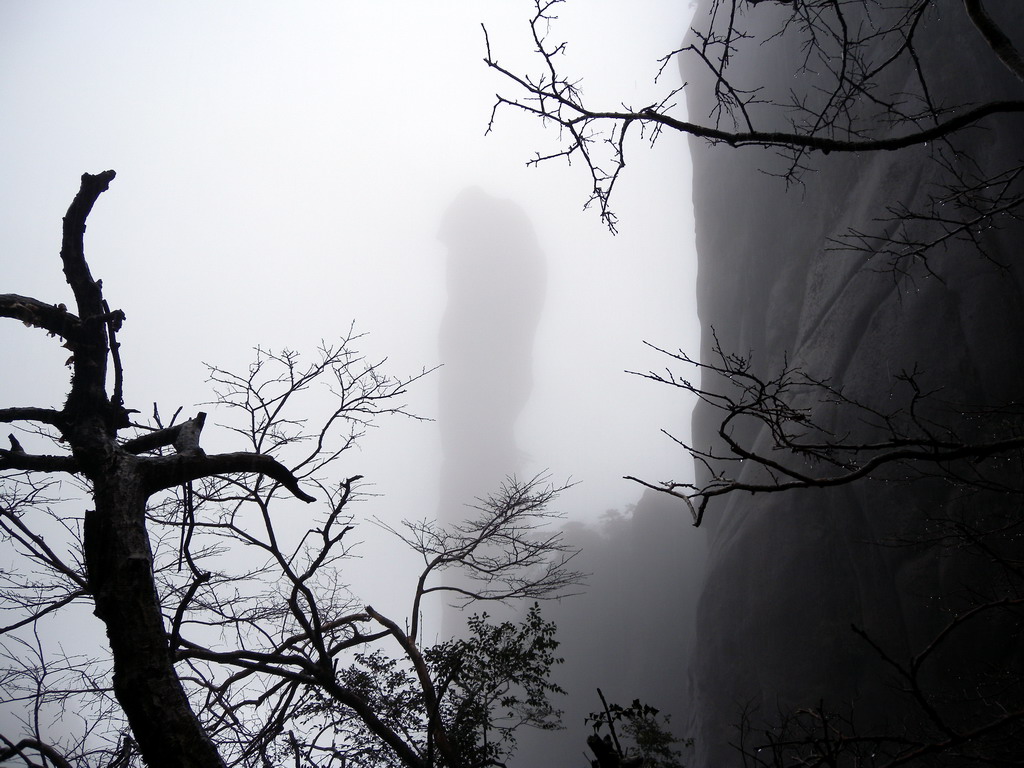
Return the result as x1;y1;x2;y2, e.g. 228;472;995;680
626;337;1024;525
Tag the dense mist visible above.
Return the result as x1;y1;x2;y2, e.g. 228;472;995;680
5;2;1020;767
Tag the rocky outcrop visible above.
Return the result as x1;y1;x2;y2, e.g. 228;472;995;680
436;187;546;523
683;3;1024;764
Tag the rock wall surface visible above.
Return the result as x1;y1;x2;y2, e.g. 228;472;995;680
683;3;1024;764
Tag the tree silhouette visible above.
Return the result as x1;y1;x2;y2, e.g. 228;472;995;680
0;172;580;768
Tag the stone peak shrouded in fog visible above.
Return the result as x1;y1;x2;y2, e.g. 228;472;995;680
436;187;546;524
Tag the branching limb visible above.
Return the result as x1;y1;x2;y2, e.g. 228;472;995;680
59;171;115;319
0;408;66;429
141;451;316;502
627;336;1024;525
829;158;1024;278
121;412;207;455
0;736;74;768
365;606;460;768
964;0;1024;82
0;294;81;344
0;449;78;474
486;0;1024;228
379;475;583;643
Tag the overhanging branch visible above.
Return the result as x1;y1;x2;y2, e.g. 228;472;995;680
0;294;81;343
0;407;66;428
141;451;316;502
965;0;1024;82
60;170;116;318
0;449;78;473
627;337;1024;526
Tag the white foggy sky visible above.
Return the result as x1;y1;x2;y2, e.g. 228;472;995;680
0;0;698;581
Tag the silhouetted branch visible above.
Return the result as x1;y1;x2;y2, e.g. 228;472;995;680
0;737;74;768
0;407;66;428
0;450;78;474
965;0;1024;82
142;451;316;503
0;294;81;343
829;158;1024;277
121;412;207;455
379;475;583;642
735;589;1024;766
486;0;1024;229
626;336;1024;525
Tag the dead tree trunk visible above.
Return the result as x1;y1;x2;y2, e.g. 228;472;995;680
1;171;315;768
82;462;224;768
59;171;227;768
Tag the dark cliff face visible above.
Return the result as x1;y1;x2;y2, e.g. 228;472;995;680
683;3;1024;764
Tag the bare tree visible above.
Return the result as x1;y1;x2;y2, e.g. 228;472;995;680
0;172;581;768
